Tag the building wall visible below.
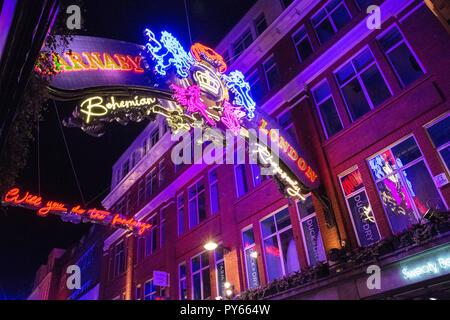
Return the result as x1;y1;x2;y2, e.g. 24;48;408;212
99;0;450;300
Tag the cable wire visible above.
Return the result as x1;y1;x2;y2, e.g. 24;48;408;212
53;100;86;206
184;0;193;45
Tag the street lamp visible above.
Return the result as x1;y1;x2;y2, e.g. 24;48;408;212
204;241;218;251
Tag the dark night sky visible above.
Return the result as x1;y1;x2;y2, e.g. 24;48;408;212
0;0;257;300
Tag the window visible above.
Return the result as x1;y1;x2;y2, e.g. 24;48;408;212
136;285;142;300
188;180;206;228
292;26;313;62
260;207;300;282
368;136;446;233
191;252;211;300
142;138;149;156
335;48;391;121
209;169;219;214
145;215;159;256
137;180;145;207
311;0;352;44
159;160;167;187
150;128;159;147
179;263;187;300
354;0;374;10
254;14;267;37
114;241;125;277
144;279;156;300
248;70;264;103
338;168;381;246
117;198;125;215
232;29;253;61
427;114;450;173
145;169;157;200
278;109;299;145
215;245;227;298
177;194;185;236
251;164;268;187
121;159;130;179
242;227;260;289
296;196;327;265
312;81;343;138
131;149;141;167
162;119;169;135
378;26;425;87
234;164;248;198
160;209;166;247
263;55;281;91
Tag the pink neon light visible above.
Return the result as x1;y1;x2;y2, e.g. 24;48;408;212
170;84;215;125
221;99;245;136
384;179;405;207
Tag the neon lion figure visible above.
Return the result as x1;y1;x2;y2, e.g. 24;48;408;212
222;70;256;119
144;28;194;78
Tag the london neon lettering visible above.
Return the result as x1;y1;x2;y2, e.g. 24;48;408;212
3;188;151;234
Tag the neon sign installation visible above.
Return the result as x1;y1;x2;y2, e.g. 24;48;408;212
222;70;256;119
190;43;227;74
402;255;450;280
35;51;144;74
144;29;194;78
4;188;152;234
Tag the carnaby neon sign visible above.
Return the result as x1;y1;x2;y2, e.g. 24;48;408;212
3;188;152;234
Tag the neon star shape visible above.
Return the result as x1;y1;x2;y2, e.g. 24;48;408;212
170;84;216;125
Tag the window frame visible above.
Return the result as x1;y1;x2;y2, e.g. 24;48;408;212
188;177;206;229
179;262;187;300
254;13;267;37
214;243;227;298
144;279;156;300
208;167;220;215
311;79;344;139
291;25;314;63
232;27;253;61
191;251;211;300
144;212;159;257
241;225;260;290
145;168;157;201
177;193;185;236
333;46;393;122
376;24;426;88
114;240;125;278
234;163;248;198
262;54;280;91
311;0;352;45
425;113;450;175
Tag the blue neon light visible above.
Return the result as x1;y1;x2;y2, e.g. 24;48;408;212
144;29;194;78
222;70;256;119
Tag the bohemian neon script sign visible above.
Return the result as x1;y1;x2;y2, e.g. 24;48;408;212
3;188;152;234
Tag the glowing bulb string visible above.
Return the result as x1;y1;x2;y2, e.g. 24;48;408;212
53;100;87;207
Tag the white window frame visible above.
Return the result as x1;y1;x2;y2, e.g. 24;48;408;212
144;279;156;300
337;166;381;247
311;0;352;45
145;212;158;257
425;112;450;174
191;251;210;300
376;24;426;88
145;169;157;200
333;46;393;122
291;25;313;62
262;54;279;91
179;262;187;300
311;79;344;139
188;177;206;229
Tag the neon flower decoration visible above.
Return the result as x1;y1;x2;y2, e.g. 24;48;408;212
222;70;256;119
170;84;216;125
221;99;245;136
144;28;194;78
190;43;227;73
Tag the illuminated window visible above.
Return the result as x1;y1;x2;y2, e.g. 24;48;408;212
254;13;267;37
260;207;300;282
150;128;160;147
242;227;260;289
234;164;248;198
377;25;425;87
232;29;253;61
278;108;299;145
209;169;219;214
311;0;352;44
263;55;281;91
292;26;313;62
215;245;227;298
312;81;343;138
188;179;206;228
368;136;446;233
247;69;264;104
114;241;125;277
338;168;381;246
191;252;211;300
334;47;391;121
145;215;159;256
177;194;185;236
179;263;187;300
145;169;157;201
144;279;156;300
427;114;450;174
296;196;327;265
